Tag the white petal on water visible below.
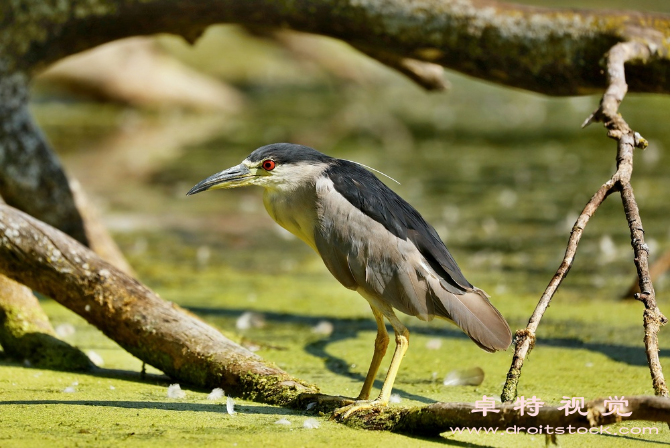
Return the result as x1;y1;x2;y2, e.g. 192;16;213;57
109;386;116;390
87;350;104;367
311;320;334;336
207;388;225;400
275;418;291;425
389;393;402;404
236;312;266;330
167;383;186;399
226;396;236;415
303;418;320;429
62;387;76;393
71;381;79;386
55;323;76;338
425;338;442;350
443;367;485;386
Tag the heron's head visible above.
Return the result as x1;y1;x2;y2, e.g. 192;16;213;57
186;143;331;196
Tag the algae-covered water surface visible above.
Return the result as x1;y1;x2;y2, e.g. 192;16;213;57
3;20;670;447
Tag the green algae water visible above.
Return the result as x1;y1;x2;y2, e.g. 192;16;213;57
3;24;670;447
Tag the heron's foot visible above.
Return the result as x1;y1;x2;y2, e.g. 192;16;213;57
332;399;388;420
298;393;356;412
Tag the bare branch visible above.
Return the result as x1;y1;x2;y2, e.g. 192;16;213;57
502;176;616;402
503;37;668;402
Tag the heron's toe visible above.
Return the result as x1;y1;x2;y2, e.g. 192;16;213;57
299;393;355;412
332;399;389;420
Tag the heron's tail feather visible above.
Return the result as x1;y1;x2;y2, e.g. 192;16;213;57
430;281;512;352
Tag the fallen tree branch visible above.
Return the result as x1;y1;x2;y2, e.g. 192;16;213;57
502;39;668;403
342;395;670;436
0;204;318;405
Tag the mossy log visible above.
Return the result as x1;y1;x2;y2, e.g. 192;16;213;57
0;204;318;405
0;274;93;370
341;396;670;435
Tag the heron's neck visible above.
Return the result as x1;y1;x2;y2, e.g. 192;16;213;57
262;182;320;252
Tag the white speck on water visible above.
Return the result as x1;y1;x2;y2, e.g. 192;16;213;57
71;381;79;386
196;245;211;268
63;387;76;393
275;418;291;425
585;362;594;368
389;394;402;403
303;418;320;429
55;323;76;337
425;338;442;350
110;386;115;390
167;383;186;399
207;388;225;400
87;350;104;367
311;320;334;336
84;305;91;312
226;396;236;415
33;373;42;378
236;311;265;330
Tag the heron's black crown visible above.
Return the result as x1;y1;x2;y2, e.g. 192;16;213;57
248;143;332;165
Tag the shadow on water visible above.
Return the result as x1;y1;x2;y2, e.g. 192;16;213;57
187;306;668;382
0;400;294;416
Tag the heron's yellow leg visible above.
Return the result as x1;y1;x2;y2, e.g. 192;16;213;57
376;314;409;404
357;306;389;400
335;311;409;419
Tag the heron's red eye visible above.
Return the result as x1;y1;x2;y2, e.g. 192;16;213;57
262;160;276;171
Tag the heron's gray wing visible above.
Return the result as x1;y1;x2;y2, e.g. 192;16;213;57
325;160;472;293
321;162;511;351
315;176;433;319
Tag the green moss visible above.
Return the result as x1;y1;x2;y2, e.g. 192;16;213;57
0;299;93;371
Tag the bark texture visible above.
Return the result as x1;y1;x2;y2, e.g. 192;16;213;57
4;0;670;95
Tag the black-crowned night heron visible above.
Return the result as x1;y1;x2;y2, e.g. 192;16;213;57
187;143;511;414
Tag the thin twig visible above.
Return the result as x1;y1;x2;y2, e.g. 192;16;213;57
502;40;668;402
501;178;616;402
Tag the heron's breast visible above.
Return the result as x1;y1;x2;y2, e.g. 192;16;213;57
263;189;319;251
